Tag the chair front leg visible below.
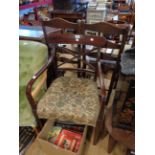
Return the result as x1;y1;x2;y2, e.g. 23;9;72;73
93;120;103;145
93;95;106;145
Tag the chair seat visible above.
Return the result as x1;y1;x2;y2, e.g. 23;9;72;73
37;76;100;126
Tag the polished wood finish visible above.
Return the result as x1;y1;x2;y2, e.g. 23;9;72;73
82;21;128;52
46;33;107;47
41;17;81;48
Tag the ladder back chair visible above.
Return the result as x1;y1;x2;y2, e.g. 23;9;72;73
26;33;109;145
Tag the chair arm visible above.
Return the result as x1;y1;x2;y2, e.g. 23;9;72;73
26;48;55;110
31;70;47;99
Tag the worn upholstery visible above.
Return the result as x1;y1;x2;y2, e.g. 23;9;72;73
19;40;48;127
37;76;100;126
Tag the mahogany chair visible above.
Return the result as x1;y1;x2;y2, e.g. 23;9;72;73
81;21;129;105
26;33;111;145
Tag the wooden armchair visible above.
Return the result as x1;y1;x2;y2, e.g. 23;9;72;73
26;33;109;145
81;21;129;105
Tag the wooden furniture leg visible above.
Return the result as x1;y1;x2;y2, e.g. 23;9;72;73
93;119;103;145
108;135;117;153
106;68;116;105
33;127;39;135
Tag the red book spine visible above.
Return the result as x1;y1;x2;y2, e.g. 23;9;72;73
54;129;82;152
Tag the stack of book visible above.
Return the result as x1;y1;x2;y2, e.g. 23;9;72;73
46;121;85;153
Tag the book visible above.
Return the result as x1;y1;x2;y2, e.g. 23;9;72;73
47;126;62;143
54;129;83;152
54;121;85;133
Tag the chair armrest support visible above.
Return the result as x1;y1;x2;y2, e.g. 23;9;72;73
31;70;47;99
26;47;55;110
97;61;106;99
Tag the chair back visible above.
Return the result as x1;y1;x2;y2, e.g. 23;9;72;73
41;18;81;48
81;21;129;60
45;33;109;80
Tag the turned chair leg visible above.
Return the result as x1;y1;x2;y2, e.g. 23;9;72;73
108;135;117;153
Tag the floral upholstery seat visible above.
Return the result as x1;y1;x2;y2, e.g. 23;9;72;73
19;40;48;127
37;76;100;126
